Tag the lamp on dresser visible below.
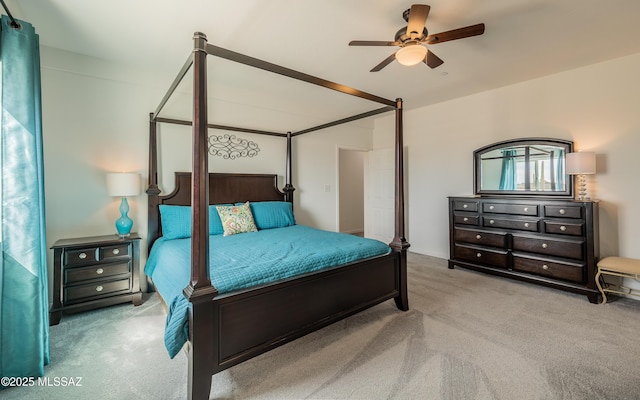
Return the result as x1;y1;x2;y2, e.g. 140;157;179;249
566;151;596;201
106;172;141;237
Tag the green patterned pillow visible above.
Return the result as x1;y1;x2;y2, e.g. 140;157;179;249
215;202;258;236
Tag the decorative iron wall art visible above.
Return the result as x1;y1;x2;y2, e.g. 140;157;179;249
208;134;260;159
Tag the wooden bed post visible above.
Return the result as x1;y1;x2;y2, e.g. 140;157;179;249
283;131;295;204
183;31;218;400
390;98;409;311
147;114;162;252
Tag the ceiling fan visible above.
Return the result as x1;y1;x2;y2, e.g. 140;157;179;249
349;4;485;72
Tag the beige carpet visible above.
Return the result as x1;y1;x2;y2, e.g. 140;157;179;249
4;252;640;399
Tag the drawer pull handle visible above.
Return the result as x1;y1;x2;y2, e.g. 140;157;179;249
112;248;120;255
463;204;468;209
542;264;549;270
96;268;104;275
524;207;528;212
476;252;482;258
78;252;87;260
489;220;495;224
463;217;469;222
560;225;567;231
542;243;548;249
489;205;495;210
559;209;566;215
95;285;104;292
476;234;482;240
524;223;530;228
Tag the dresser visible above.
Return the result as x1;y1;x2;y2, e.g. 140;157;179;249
448;197;600;303
49;233;142;325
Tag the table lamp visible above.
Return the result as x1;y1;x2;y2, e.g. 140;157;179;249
566;152;596;201
106;172;141;237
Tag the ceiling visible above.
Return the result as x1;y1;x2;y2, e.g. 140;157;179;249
6;0;640;129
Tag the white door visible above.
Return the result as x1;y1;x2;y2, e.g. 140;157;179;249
365;148;394;244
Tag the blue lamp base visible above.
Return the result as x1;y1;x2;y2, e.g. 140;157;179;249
115;197;133;238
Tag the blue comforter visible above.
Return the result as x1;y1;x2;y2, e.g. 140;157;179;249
144;225;391;357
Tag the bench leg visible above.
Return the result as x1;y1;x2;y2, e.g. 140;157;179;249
595;269;607;304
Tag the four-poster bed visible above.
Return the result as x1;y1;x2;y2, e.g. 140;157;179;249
146;32;409;399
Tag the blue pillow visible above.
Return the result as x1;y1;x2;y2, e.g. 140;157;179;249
159;205;227;239
247;201;295;230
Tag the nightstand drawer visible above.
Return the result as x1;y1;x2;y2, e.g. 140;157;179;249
65;262;131;284
64;248;98;267
65;277;131;304
99;244;131;260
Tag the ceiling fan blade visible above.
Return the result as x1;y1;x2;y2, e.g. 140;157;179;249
425;23;485;45
406;4;430;38
370;52;397;72
349;40;400;46
424;50;444;68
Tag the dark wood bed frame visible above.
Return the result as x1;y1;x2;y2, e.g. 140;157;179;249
147;32;409;400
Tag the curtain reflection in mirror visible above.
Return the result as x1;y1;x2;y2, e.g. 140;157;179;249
499;150;516;190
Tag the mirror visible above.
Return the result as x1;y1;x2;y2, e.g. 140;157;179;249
474;138;574;197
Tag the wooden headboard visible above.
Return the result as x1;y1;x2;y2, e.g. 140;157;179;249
147;172;287;250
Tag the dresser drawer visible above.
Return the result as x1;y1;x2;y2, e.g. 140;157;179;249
454;228;507;248
454;213;479;226
483;217;539;232
64;277;131;304
65;262;131;284
453;200;478;212
483;203;538;216
544;205;582;219
544;221;583;236
454;244;508;268
513;255;585;283
512;235;584;260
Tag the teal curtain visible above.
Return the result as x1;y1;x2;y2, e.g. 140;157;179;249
555;149;565;191
499;150;517;190
0;15;49;384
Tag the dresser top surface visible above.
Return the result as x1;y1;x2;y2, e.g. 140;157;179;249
449;196;598;204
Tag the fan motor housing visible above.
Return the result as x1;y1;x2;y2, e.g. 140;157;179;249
395;27;428;44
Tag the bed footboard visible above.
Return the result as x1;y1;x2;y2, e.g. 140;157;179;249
187;251;405;396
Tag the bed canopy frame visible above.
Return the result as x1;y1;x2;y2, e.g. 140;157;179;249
147;32;409;399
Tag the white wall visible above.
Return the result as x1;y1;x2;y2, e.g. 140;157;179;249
374;52;640;262
40;46;375;293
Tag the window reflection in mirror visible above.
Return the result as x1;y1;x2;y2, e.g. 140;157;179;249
474;138;573;197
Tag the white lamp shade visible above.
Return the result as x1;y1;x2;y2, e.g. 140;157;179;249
395;45;428;66
107;172;141;197
566;152;596;175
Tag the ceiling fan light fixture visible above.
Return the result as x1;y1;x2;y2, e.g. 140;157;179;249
395;45;427;66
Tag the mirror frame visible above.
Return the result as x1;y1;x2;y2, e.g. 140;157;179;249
474;137;574;197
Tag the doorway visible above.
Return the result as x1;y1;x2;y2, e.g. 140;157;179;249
337;148;366;236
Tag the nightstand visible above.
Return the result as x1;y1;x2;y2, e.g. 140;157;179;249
49;233;142;325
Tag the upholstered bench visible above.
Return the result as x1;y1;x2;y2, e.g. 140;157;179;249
595;257;640;304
